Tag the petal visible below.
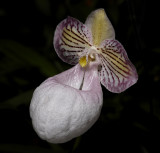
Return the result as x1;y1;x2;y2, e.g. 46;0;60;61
85;8;115;47
30;64;103;143
98;40;138;93
54;17;92;65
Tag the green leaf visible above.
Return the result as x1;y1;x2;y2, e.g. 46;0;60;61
0;39;57;76
0;90;33;109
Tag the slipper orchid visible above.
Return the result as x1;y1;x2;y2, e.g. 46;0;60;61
30;8;138;143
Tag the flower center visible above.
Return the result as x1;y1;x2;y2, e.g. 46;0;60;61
79;46;100;67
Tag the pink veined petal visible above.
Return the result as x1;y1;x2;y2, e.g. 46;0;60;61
54;16;92;65
30;64;103;143
98;39;138;93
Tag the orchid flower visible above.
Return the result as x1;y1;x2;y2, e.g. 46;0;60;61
30;8;138;144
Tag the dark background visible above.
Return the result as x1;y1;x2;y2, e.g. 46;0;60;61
0;0;160;153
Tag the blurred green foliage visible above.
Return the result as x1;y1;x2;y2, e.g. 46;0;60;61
0;0;160;153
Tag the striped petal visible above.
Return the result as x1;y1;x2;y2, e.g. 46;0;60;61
98;40;138;93
54;17;92;65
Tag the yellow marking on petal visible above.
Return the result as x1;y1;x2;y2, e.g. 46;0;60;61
92;9;108;46
79;56;87;67
88;9;115;46
101;51;130;77
106;51;128;71
63;28;83;45
62;27;91;47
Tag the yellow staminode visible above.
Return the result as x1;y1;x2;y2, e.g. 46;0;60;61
79;56;87;67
